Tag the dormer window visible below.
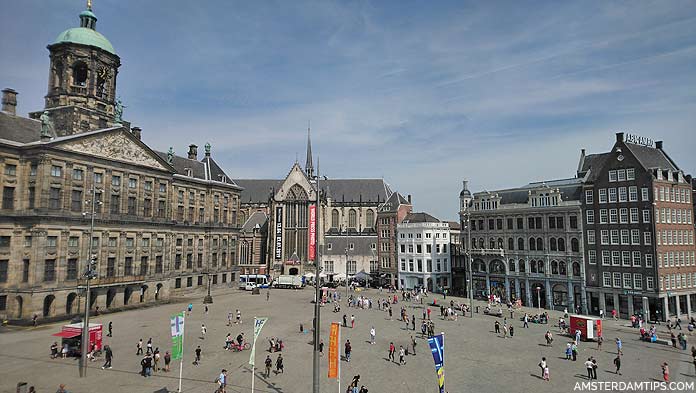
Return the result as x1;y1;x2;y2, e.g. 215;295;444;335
220;175;227;183
185;168;192;177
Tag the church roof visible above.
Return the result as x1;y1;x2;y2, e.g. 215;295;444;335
234;178;392;205
241;211;268;233
235;179;283;204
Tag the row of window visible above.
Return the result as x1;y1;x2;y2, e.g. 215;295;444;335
399;243;448;254
656;230;695;246
174;273;227;289
589;250;653;267
660;273;696;291
330;209;375;229
607;168;636;182
470;216;579;231
399;258;449;273
0;234;235;250
321;260;376;275
585;186;649;205
47;164;169;193
399;232;448;239
587;230;651;246
655;208;693;225
472;259;583;276
602;272;650;290
587;208;650;225
657;251;695;268
655;186;691;204
471;236;581;253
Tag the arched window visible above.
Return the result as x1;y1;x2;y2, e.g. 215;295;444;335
509;259;516;272
497;238;504;249
489;238;495;249
550;238;557;251
53;61;63;88
537;260;545;274
348;209;357;228
558;238;565;251
551;260;559;275
72;62;88;86
529;237;536;251
471;238;477;248
536;238;543;251
518;260;526;272
572;262;581;277
473;260;486;273
571;238;579;252
530;260;538;273
331;209;339;228
479;238;484;249
559;261;567;276
365;209;374;228
508;238;514;250
490;260;505;274
518;238;524;250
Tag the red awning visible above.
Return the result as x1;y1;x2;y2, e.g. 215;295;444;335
52;330;81;338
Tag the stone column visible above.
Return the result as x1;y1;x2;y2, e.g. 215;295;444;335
686;294;692;320
627;295;634;316
675;294;681;318
568;281;575;312
504;279;511;301
545;279;552;310
663;296;670;321
642;297;650;322
525;279;532;307
514;278;521;300
485;275;491;296
613;293;620;316
599;292;606;315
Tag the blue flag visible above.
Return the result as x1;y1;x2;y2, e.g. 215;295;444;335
428;334;445;393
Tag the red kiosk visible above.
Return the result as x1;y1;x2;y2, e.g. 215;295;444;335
52;322;103;357
569;315;602;341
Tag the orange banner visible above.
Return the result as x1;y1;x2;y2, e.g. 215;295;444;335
327;322;340;378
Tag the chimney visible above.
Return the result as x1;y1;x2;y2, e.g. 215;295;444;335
1;88;17;115
187;144;198;160
407;194;412;204
615;132;624;142
655;141;663;149
131;126;142;140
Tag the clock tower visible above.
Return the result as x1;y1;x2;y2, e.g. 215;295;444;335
29;1;124;136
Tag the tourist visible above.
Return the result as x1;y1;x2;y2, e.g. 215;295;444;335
216;369;227;393
153;348;160;371
565;343;572;360
101;345;113;369
670;332;677;348
227;311;233;326
194;346;202;365
597;335;603;351
399;345;406;365
187;303;193;315
503;323;508;339
575;329;581;345
613;354;621;375
141;354;152;377
591;357;598;379
50;342;59;359
412;315;416;330
571;343;578;361
201;323;207;339
236;309;242;324
136;338;144;355
411;335;417;355
204;304;209;316
265;355;273;377
538;357;546;378
164;351;171;372
146;338;153;355
319;340;324;356
276;354;284;374
543;364;550;381
584;358;594;380
545;330;553;346
523;313;529;328
351;315;355;329
599;309;604;320
494;321;500;334
345;339;352;362
107;321;113;337
388;342;395;362
370;326;375;344
615;338;622;354
343;314;348;327
661;362;669;382
55;384;68;393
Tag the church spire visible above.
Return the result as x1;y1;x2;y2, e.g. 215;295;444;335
305;122;314;178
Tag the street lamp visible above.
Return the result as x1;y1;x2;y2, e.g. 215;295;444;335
311;160;322;393
80;184;100;378
461;210;473;318
204;273;213;304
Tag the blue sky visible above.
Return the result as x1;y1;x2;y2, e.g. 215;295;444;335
2;0;695;220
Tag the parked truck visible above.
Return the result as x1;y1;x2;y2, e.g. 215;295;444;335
272;275;304;289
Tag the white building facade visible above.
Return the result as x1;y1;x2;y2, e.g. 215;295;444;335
397;213;452;292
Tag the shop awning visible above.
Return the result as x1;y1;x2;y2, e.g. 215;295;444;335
52;330;81;338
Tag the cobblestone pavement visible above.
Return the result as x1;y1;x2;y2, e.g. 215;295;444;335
0;287;694;393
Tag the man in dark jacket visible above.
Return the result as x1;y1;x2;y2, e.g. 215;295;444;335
101;345;113;369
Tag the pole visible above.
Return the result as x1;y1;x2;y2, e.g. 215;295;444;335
178;312;185;393
251;317;256;393
80;184;97;377
337;324;341;393
441;331;446;392
312;160;321;393
466;212;473;318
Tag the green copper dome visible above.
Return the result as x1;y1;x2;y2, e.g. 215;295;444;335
53;6;116;55
54;28;116;54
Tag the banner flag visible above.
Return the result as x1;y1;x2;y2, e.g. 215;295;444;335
170;312;184;337
171;335;183;360
328;322;340;378
309;205;317;261
428;333;445;393
249;317;268;366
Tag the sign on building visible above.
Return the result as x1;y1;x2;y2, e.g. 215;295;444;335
274;206;283;260
309;204;316;261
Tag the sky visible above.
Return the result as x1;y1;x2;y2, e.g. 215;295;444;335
2;0;695;220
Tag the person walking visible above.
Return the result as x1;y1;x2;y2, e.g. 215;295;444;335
661;362;669;382
345;340;352;362
538;357;547;378
319;340;324;356
584;358;594;380
591;357;598;380
565;343;572;360
194;345;202;365
201;323;207;339
543;364;550;381
101;345;113;369
571;343;578;361
265;355;273;377
545;330;553;346
164;351;171;372
141;354;153;377
153;348;160;372
615;338;622;354
351;314;355;329
412;315;416;331
370;326;375;344
276;354;284;374
107;321;113;337
509;325;514;337
343;314;348;327
136;339;144;355
503;323;508;339
236;309;242;324
146;338;153;355
613;354;621;375
227;311;233;326
204;304;209;316
494;321;500;335
216;369;227;393
523;313;529;328
597;335;603;351
399;345;406;365
388;342;395;363
388;306;393;320
575;329;581;345
411;335;417;355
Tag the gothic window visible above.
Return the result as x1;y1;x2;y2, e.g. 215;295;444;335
517;238;524;250
348;209;357;228
571;238;579;252
536;238;544;251
529;237;536;251
286;184;308;201
530;260;537;273
550;238;557;251
508;238;514;250
365;209;374;228
559;261;567;276
497;238;503;249
537;260;545;274
53;61;63;88
489;238;495;249
72;62;88;87
331;209;339;228
572;262;581;277
518;260;526;272
508;260;515;272
551;260;558;275
558;238;565;252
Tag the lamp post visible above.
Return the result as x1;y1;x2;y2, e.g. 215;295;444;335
80;184;100;378
345;245;349;300
461;210;473;318
311;159;322;393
